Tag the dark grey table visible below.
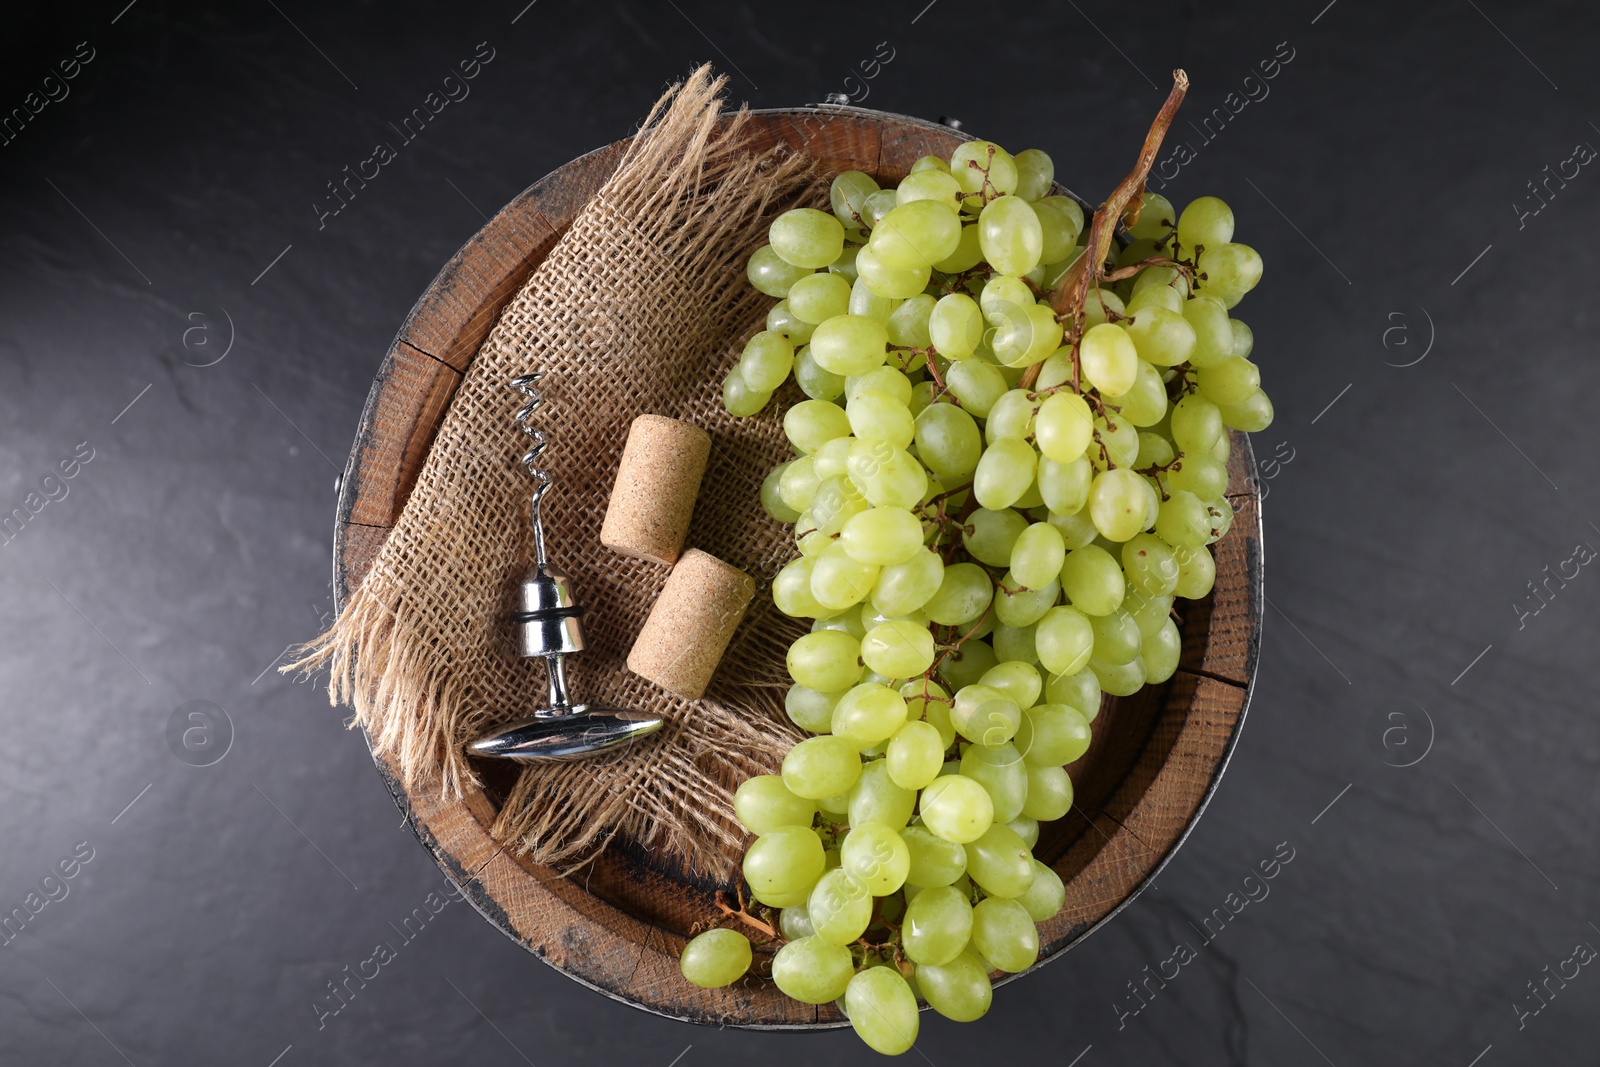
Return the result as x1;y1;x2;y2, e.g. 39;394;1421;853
2;1;1593;1063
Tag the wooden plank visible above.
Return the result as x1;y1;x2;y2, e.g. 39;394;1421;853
342;342;462;529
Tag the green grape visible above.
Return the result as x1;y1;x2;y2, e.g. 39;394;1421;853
1035;391;1093;463
913;402;982;481
722;367;771;417
971;896;1039;972
902;679;956;748
1035;605;1094;676
993;572;1060;628
1203;498;1234;544
840;822;911;895
743;825;825;907
952;689;1021;747
1023;764;1074;821
886;719;945;790
813;606;868;639
951;140;1019;209
738;331;796;393
1137;431;1177;470
1127;282;1183;315
1010;521;1067;591
848;439;928;509
974;438;1038;510
978;195;1044;276
978;274;1030;318
1197;356;1261;407
679;928;752;988
918;948;993;1022
1045;666;1103;721
979;659;1042;710
772;935;854;1004
783;399;851;455
849;274;902;323
897;167;963;208
768;300;818;345
934;223;985;274
1132;260;1188;297
962;507;1026;567
888;295;936;351
1078;286;1126;329
747;244;814;298
838;507;922;568
760;463;801;523
1141;616;1182;684
960;742;1027;823
1015;702;1092;766
900;884;973;968
811;541;879;611
1122;532;1180;597
1079;323;1138;396
870;199;963;271
734;774;818;835
1004;817;1038;850
1197;242;1263;299
788;272;852;325
1231;318;1254;358
937;639;998;692
1168;452;1228;499
990;299;1065;370
1209;430;1232;464
770;207;845;269
1039;455;1093;515
1124;588;1174;641
870;547;945;617
1218;388;1274;431
911;154;951;174
860;188;899;229
773;556;830;619
1034;196;1082;262
945;359;1008;416
1182;295;1235;368
812;476;869;538
1011;148;1054;201
1059;544;1125;615
846;392;915;450
1090;655;1146;697
857;241;932;299
980;389;1032;443
785;683;842;733
1171;394;1224;454
1129;190;1175;241
810;314;889;377
777;456;820;513
830;170;879;234
1177;195;1234;251
1089;608;1140;666
793;346;845;401
923;562;993;626
1116;360;1170;427
1088;468;1149;541
848;758;917;829
1174;542;1216;599
860;620;935;678
782;734;864;799
831;683;908;748
964;822;1035;898
992;622;1040;666
779;904;815;941
830;243;860;282
929;293;985;360
1017;859;1066;922
786;630;863;694
844;967;919;1056
813;436;856;480
908;379;937;416
919;773;995;844
808;868;874;945
902;824;967;887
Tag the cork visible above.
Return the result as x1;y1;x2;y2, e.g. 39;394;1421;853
600;414;711;566
628;549;756;701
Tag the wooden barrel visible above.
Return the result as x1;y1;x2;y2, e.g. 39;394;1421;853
332;106;1263;1028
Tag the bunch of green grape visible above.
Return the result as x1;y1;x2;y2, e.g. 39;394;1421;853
680;137;1271;1056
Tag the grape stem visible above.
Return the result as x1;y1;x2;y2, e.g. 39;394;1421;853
1019;69;1190;393
714;886;779;940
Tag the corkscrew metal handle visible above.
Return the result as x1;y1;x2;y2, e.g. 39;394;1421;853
511;373;551;567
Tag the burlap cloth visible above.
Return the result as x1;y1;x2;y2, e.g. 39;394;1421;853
292;68;819;875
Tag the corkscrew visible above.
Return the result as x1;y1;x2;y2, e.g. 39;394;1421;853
466;374;663;762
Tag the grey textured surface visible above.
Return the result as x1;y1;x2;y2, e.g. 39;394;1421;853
1;1;1595;1063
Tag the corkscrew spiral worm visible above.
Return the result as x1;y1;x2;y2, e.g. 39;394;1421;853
511;373;551;566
